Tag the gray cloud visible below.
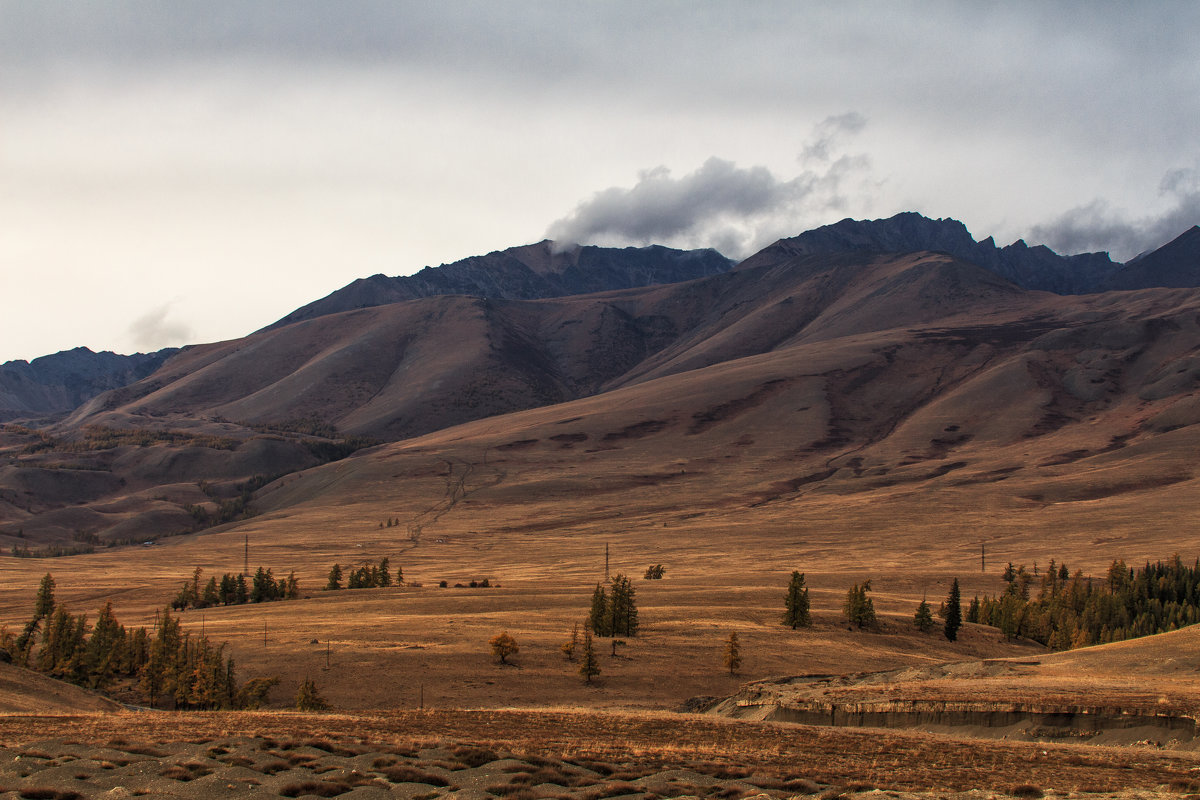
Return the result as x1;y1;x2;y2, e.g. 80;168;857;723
1030;166;1200;260
546;114;875;257
129;305;193;351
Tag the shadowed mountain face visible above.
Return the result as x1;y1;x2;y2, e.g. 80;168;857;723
0;347;177;422
1102;226;1200;290
62;252;1034;441
738;212;1121;293
268;240;734;330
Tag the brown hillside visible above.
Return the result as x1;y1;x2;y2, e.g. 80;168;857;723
0;661;121;713
7;249;1200;550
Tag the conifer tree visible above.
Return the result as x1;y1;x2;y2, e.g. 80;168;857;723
202;577;220;608
944;578;962;641
34;573;56;619
966;595;980;624
218;573;236;605
723;631;742;676
607;574;639;637
844;580;876;629
234;574;249;604
588;583;610;636
914;596;934;632
379;558;392;587
579;630;600;684
16;573;57;663
85;601;124;690
325;563;343;591
783;571;812;628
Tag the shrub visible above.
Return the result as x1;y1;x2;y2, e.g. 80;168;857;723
490;631;519;664
295;677;329;711
1010;786;1044;799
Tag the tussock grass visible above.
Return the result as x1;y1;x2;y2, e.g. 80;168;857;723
451;745;501;767
379;764;451;786
278;780;351;798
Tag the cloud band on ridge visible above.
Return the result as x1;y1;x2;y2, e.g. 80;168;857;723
546;113;875;258
1030;165;1200;260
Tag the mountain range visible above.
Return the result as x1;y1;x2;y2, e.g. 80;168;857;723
1;211;1198;547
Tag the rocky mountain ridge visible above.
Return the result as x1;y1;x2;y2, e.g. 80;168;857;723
268;240;734;330
739;212;1123;293
0;346;177;422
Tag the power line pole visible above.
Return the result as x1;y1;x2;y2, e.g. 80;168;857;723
981;542;986;573
244;535;249;577
605;543;609;580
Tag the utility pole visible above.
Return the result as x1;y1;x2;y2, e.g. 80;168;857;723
244;535;249;578
325;642;330;670
419;684;424;710
605;543;609;580
981;542;986;573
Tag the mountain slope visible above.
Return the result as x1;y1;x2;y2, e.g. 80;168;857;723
11;245;1200;548
63;252;1039;440
1102;226;1200;290
737;212;1119;293
0;347;177;422
268;240;733;330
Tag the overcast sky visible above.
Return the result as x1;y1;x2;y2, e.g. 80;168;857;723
2;1;1198;363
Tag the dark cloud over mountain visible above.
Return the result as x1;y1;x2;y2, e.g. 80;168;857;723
547;114;874;257
1031;166;1200;260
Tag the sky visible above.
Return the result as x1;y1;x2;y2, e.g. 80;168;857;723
2;1;1198;364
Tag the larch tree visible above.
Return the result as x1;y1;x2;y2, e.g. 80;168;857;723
607;574;639;637
588;583;610;636
579;630;600;684
723;632;742;676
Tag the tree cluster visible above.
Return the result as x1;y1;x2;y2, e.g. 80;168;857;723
844;580;876;629
643;564;666;580
588;574;639;637
971;556;1200;650
4;574;276;710
172;566;298;610
325;558;398;590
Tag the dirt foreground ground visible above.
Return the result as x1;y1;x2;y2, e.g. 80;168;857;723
1;708;1199;799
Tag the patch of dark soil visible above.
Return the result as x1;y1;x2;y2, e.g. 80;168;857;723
915;320;1068;347
950;466;1021;486
549;433;589;447
1039;449;1092;466
925;461;968;479
497;439;539;451
687;379;789;435
601;420;670;442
